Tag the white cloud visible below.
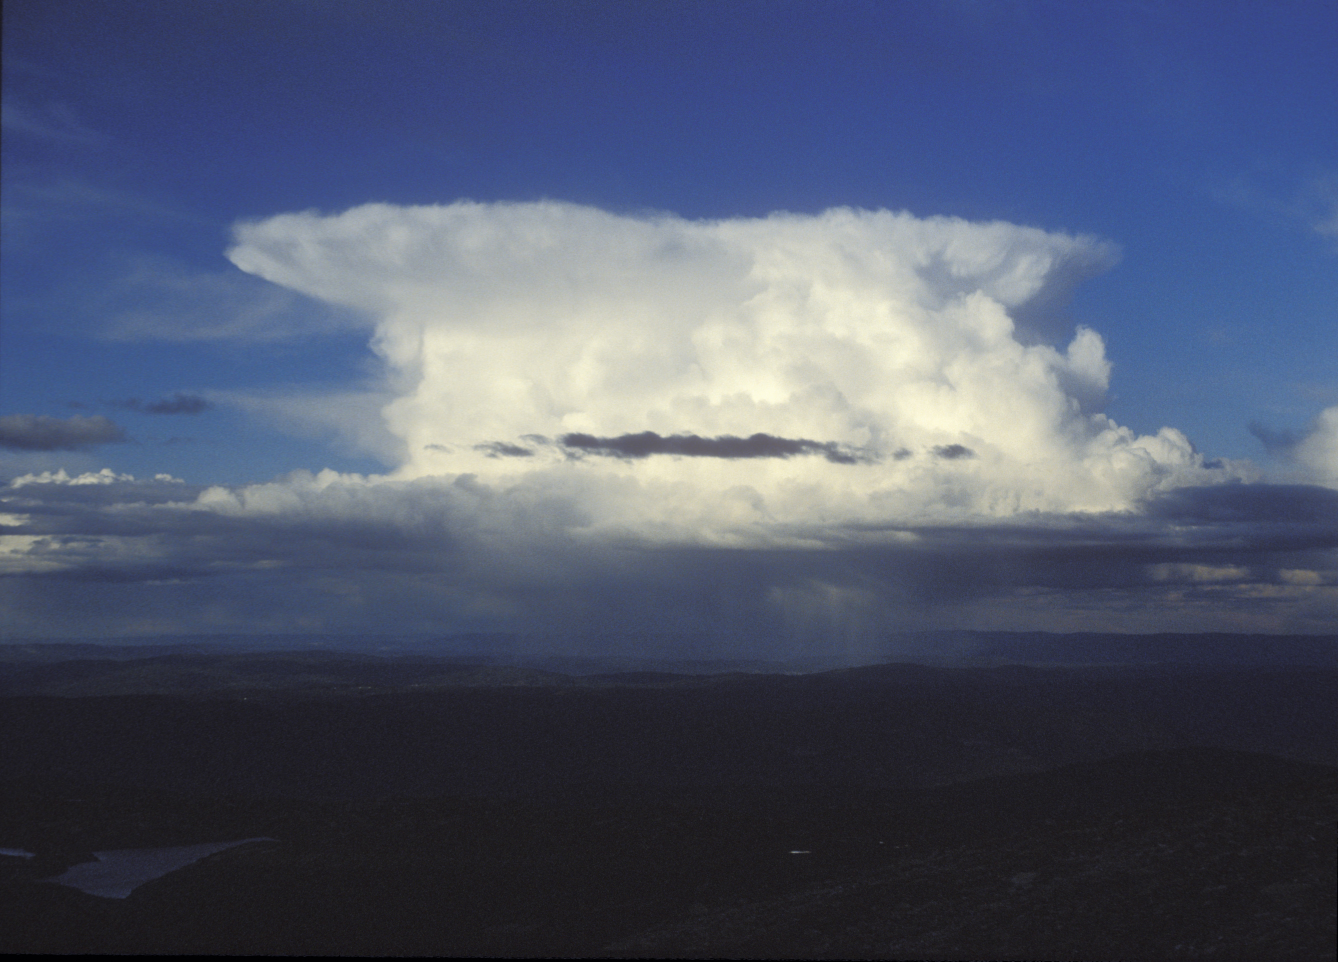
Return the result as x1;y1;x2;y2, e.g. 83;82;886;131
1294;406;1338;485
224;201;1239;548
1252;405;1338;488
10;467;140;486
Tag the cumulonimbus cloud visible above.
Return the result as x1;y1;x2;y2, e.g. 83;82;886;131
222;201;1242;545
9;202;1330;642
0;414;126;451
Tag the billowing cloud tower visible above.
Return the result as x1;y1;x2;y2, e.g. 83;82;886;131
228;202;1234;548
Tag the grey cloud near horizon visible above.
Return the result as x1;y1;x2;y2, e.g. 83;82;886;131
1146;483;1338;535
3;471;1335;640
0;414;126;451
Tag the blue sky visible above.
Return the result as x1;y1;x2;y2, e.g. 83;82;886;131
2;1;1336;645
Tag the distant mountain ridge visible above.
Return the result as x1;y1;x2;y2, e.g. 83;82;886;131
5;629;1338;670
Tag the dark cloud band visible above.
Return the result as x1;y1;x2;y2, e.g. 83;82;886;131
560;431;865;464
475;442;534;458
0;414;126;451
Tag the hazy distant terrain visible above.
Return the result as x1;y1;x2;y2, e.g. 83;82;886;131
2;633;1334;958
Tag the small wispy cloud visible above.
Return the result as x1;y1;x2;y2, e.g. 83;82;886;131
99;258;369;342
0;180;210;257
1214;170;1338;247
1305;174;1338;240
110;393;212;415
1;98;106;146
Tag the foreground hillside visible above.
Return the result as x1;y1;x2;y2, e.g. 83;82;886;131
1;649;1334;958
2;750;1332;959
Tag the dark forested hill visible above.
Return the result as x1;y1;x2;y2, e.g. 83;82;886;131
1;643;1334;958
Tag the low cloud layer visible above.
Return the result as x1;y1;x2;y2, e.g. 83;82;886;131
3;202;1334;643
0;414;125;451
2;468;1335;643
